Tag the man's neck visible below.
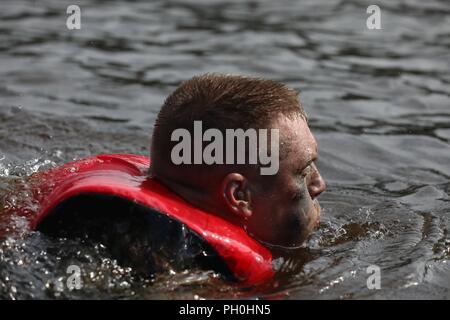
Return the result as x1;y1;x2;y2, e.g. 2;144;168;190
152;174;242;227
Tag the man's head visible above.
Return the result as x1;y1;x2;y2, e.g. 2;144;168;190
150;73;326;249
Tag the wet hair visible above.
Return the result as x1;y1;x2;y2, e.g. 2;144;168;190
150;73;306;180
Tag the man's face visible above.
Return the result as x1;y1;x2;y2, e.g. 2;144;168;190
246;114;326;248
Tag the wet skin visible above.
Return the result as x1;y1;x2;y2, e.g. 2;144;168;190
245;114;326;248
153;114;326;249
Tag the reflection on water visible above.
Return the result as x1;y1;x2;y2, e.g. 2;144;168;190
1;0;450;299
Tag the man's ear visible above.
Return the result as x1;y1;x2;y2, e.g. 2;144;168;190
221;173;252;220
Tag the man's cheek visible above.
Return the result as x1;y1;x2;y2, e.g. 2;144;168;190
282;206;308;238
297;196;314;216
296;198;319;229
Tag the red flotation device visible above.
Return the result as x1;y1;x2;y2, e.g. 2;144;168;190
16;154;274;285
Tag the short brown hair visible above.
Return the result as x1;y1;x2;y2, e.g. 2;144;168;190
150;73;306;179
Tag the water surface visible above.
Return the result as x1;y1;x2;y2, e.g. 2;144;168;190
1;0;449;299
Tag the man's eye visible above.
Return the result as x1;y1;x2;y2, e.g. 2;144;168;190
299;168;308;179
302;163;314;177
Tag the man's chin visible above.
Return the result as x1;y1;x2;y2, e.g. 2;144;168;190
275;207;322;250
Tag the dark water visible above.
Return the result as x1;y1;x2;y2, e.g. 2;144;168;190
1;0;449;299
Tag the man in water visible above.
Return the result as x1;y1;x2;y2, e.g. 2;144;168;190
30;73;327;280
150;73;326;249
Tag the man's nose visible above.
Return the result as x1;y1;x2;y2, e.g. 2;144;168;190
308;165;326;200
